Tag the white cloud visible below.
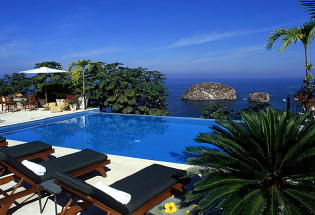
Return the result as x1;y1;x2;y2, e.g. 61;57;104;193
190;45;265;63
168;27;273;48
0;40;29;58
61;47;121;59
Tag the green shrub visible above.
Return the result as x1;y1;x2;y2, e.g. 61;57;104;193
186;108;315;214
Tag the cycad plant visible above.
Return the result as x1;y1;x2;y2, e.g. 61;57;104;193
266;20;315;77
186;108;315;214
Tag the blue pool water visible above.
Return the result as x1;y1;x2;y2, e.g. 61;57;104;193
0;111;216;163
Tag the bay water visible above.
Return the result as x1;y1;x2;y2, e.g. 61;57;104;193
165;78;302;117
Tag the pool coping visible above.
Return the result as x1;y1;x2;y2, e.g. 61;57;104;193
0;109;99;134
0;110;216;134
100;112;216;122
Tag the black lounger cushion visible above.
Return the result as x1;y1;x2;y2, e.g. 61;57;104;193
0;141;52;159
0;151;42;183
54;164;185;215
0;136;6;143
54;172;130;214
112;164;185;213
40;149;108;181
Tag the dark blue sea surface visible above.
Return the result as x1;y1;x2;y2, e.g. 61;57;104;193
165;78;302;117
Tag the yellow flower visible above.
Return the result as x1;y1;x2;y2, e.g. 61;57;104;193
164;202;177;213
185;210;190;214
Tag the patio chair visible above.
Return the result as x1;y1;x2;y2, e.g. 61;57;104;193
54;164;188;215
3;96;17;112
24;94;38;110
0;149;110;213
0;96;4;112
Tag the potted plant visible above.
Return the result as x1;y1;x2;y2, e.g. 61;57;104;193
66;94;80;111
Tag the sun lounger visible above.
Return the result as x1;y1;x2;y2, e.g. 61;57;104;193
54;164;188;215
0;149;110;213
0;137;8;147
0;141;55;161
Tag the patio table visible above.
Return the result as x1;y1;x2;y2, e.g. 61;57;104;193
13;98;27;109
38;180;62;215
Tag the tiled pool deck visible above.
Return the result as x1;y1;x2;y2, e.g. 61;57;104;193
0;110;192;214
0;109;93;127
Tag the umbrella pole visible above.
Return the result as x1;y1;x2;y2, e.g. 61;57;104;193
45;76;48;108
83;69;86;110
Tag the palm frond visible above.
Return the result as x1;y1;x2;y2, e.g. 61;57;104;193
299;0;315;18
266;28;290;50
185;107;315;214
283;188;315;213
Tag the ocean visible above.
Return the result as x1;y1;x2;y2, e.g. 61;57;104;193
165;78;303;117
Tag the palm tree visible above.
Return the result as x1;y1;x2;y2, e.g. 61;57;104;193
300;0;315;18
266;20;315;77
185;108;315;214
68;60;104;109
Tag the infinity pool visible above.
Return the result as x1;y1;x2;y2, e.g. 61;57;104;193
0;111;216;163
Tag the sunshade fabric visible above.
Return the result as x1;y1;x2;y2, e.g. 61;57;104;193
20;67;67;74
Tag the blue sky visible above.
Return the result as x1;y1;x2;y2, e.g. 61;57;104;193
0;0;311;78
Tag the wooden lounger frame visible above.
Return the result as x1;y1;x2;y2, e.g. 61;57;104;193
0;163;38;214
16;148;55;162
0;141;8;147
0;158;110;214
58;180;186;215
0;148;56;176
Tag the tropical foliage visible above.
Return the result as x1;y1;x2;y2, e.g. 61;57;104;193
64;60;168;115
67;60;105;109
0;73;32;95
66;60;168;115
243;101;270;113
200;104;236;120
94;63;168;115
266;20;315;77
299;0;315;18
186;108;315;214
67;60;104;95
200;102;269;120
65;94;80;105
34;61;62;70
33;61;73;100
0;60;168;116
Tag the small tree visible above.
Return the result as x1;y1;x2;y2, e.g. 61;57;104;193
266;20;315;78
185;108;315;214
242;102;270;113
32;61;73;100
34;61;62;70
0;73;32;95
95;63;168;116
200;104;236;120
68;60;104;109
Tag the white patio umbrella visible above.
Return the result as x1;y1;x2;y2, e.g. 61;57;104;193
20;67;67;107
